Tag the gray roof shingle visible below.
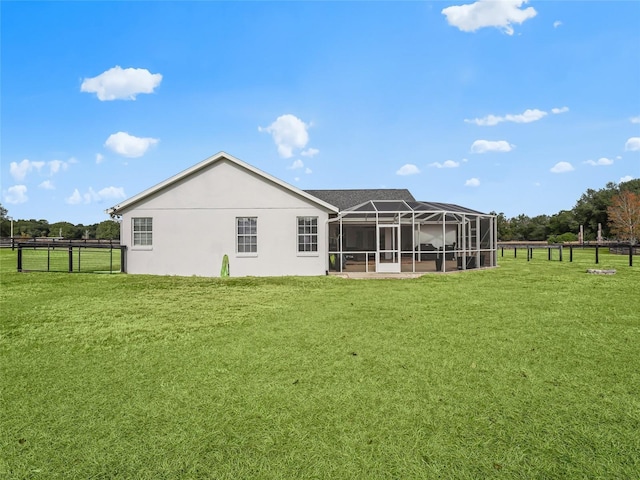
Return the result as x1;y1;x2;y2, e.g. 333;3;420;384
304;189;415;211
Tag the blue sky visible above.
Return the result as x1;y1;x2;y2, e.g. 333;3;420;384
2;0;639;224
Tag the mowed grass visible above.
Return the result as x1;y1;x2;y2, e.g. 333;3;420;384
1;248;639;479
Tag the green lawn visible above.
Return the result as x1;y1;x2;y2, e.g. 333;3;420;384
1;248;639;479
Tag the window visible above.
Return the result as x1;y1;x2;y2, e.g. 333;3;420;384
237;217;257;253
133;217;152;246
297;216;318;252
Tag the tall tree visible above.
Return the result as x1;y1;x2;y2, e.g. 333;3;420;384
548;210;578;236
619;178;640;195
0;203;8;237
573;182;618;239
490;211;513;241
14;219;50;237
607;191;640;245
49;222;80;239
96;220;120;240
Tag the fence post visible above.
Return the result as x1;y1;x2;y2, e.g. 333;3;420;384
570;246;573;262
595;245;599;264
514;247;517;258
17;246;22;272
47;245;51;272
630;245;634;267
501;247;504;257
68;245;73;272
548;247;551;261
559;245;563;262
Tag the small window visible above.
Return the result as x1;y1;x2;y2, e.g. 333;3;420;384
133;217;152;246
297;217;318;252
237;217;257;253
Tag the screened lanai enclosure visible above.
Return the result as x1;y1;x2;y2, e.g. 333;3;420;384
327;200;496;273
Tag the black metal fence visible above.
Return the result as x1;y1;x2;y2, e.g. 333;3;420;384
16;241;125;273
498;242;636;267
1;237;119;249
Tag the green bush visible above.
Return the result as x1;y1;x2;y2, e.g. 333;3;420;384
548;232;578;244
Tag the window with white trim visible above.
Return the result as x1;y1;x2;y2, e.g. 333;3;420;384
237;217;257;253
132;217;152;246
297;216;318;252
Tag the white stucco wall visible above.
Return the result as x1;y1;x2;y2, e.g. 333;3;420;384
118;160;331;277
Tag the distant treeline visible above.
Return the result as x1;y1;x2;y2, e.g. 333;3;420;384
2;179;639;242
0;217;119;240
492;179;640;242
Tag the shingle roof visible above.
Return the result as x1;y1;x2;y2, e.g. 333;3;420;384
410;201;486;215
304;189;415;211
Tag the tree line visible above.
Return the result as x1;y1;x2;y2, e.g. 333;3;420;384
1;178;639;243
0;205;119;240
491;179;640;243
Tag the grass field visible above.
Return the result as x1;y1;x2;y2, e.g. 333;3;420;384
1;248;639;479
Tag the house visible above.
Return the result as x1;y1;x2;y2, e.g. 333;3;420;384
107;152;496;277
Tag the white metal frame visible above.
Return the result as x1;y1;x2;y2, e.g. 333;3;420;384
377;224;401;273
327;200;496;274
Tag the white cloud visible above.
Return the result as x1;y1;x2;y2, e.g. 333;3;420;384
97;186;126;200
288;159;304;170
396;164;420;176
10;159;45;181
470;140;513;153
465;108;547;126
551;106;569;114
301;148;319;157
66;186;126;205
4;185;28;204
625;137;640;151
96;153;104;164
81;66;162;101
550;161;574;173
305;167;313;174
39;180;55;190
259;114;310;158
553;20;562;28
66;189;82;205
631;116;640;124
465;178;480;187
619;175;635;183
429;160;460;168
48;159;70;175
584;157;614;166
442;0;537;36
105;132;159;158
294;177;300;182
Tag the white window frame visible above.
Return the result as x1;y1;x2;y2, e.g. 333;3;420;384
236;217;257;256
297;216;319;256
132;217;152;249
